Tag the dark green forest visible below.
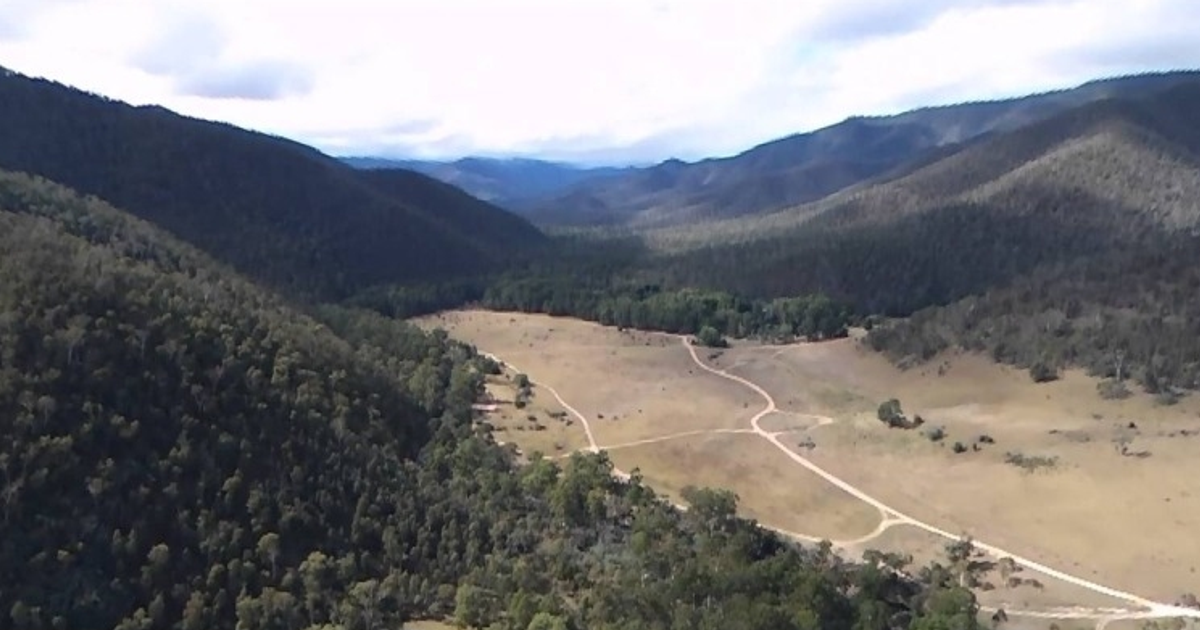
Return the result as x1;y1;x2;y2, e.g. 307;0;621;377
481;275;852;342
0;69;546;301
0;171;980;628
865;232;1200;395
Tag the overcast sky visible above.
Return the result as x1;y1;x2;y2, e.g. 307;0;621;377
1;0;1197;164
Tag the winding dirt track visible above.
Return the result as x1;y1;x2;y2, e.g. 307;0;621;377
483;340;1200;626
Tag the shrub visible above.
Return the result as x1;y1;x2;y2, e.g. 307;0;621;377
1003;451;1058;472
696;325;728;348
925;426;946;442
952;441;968;454
1097;379;1131;400
1155;389;1181;406
877;398;907;428
1029;361;1059;383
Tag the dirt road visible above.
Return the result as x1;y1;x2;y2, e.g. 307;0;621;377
481;341;1200;626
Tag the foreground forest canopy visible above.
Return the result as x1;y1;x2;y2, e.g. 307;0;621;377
0;170;981;628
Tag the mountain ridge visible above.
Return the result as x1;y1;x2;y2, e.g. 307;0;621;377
342;155;634;207
521;70;1200;228
0;69;547;300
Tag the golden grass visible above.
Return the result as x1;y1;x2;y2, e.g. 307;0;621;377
849;524;1136;612
419;310;1200;605
1103;620;1199;630
753;338;1200;602
416;310;762;447
607;432;880;541
481;375;590;458
402;620;457;630
755;411;828;434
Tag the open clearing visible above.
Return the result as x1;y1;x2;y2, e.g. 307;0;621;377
402;621;456;630
728;339;1200;602
421;310;1200;619
607;432;880;540
418;310;761;446
480;373;590;457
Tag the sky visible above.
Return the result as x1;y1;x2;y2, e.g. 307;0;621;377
1;0;1198;165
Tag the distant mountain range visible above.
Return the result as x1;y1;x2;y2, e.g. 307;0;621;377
361;71;1200;229
341;156;634;208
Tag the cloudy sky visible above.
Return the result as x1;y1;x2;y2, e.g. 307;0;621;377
1;0;1197;164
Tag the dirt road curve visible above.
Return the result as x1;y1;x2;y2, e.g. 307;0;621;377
482;344;1200;626
678;337;1200;624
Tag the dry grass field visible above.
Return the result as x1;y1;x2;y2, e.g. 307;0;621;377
402;620;456;630
842;524;1133;612
417;311;761;446
720;339;1200;602
606;432;880;540
480;375;591;457
418;310;1200;613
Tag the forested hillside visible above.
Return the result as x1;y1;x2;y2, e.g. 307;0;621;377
525;71;1200;228
652;82;1200;299
0;170;978;629
0;68;546;300
644;83;1200;393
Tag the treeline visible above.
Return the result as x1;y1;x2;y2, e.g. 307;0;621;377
0;170;979;629
866;232;1200;394
655;198;1127;317
346;279;488;319
482;274;853;341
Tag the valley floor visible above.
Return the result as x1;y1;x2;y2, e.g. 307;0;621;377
415;310;1200;628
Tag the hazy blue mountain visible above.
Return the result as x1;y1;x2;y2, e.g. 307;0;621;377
342;155;634;207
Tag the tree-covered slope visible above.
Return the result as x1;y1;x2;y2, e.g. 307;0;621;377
0;68;547;300
654;82;1200;309
639;84;1200;393
525;71;1200;228
0;170;977;630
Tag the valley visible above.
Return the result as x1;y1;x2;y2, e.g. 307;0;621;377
422;309;1200;626
3;50;1200;629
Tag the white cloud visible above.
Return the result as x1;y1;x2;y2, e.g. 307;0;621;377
0;0;1197;163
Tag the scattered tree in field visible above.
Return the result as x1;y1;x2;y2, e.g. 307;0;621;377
1098;379;1131;400
1029;360;1059;383
513;372;533;408
944;537;991;588
878;398;907;427
997;557;1019;585
696;325;728;348
878;398;926;429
